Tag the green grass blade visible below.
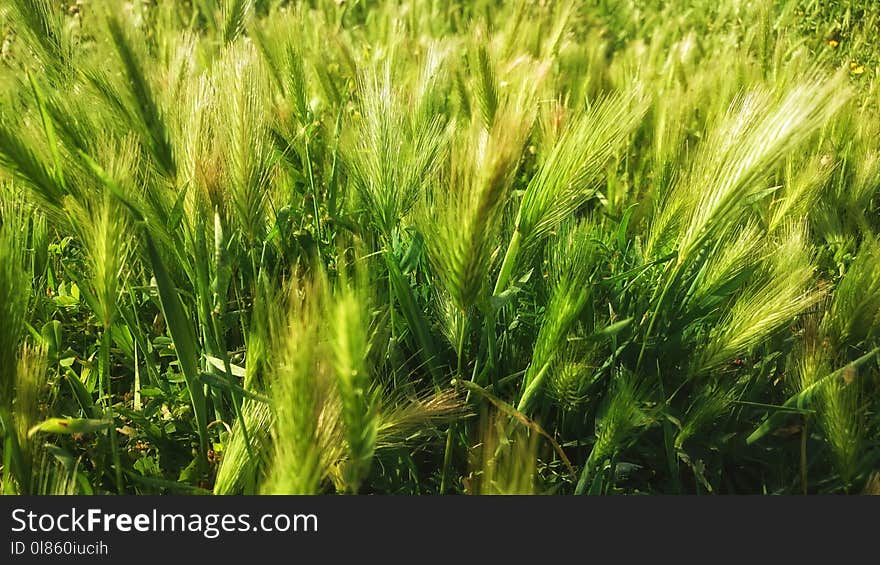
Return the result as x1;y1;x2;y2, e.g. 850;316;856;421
144;232;209;462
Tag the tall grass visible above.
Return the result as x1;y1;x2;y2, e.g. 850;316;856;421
0;0;879;495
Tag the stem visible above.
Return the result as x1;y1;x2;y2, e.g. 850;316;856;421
102;323;123;493
304;138;322;240
439;428;455;494
492;228;523;297
108;413;124;494
210;305;253;459
800;418;808;495
100;324;112;406
442;313;469;494
133;341;141;412
484;309;498;381
388;274;395;337
485;228;522;380
456;311;468;378
636;263;678;371
517;361;551;413
660;377;681;494
575;453;596;495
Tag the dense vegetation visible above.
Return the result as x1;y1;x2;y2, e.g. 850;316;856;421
1;0;879;495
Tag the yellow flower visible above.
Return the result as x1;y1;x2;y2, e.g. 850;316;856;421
827;39;839;48
850;62;865;75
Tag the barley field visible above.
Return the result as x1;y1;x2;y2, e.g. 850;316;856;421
1;0;879;495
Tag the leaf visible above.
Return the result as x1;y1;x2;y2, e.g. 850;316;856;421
167;185;189;232
489;268;534;311
44;444;76;472
125;470;211;494
144;231;209;459
568;318;633;343
40;320;62;360
64;369;96;416
178;455;203;483
617;203;639;251
384;250;442;384
28;418;111;437
400;230;425;274
199;372;269;404
205;355;246;377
